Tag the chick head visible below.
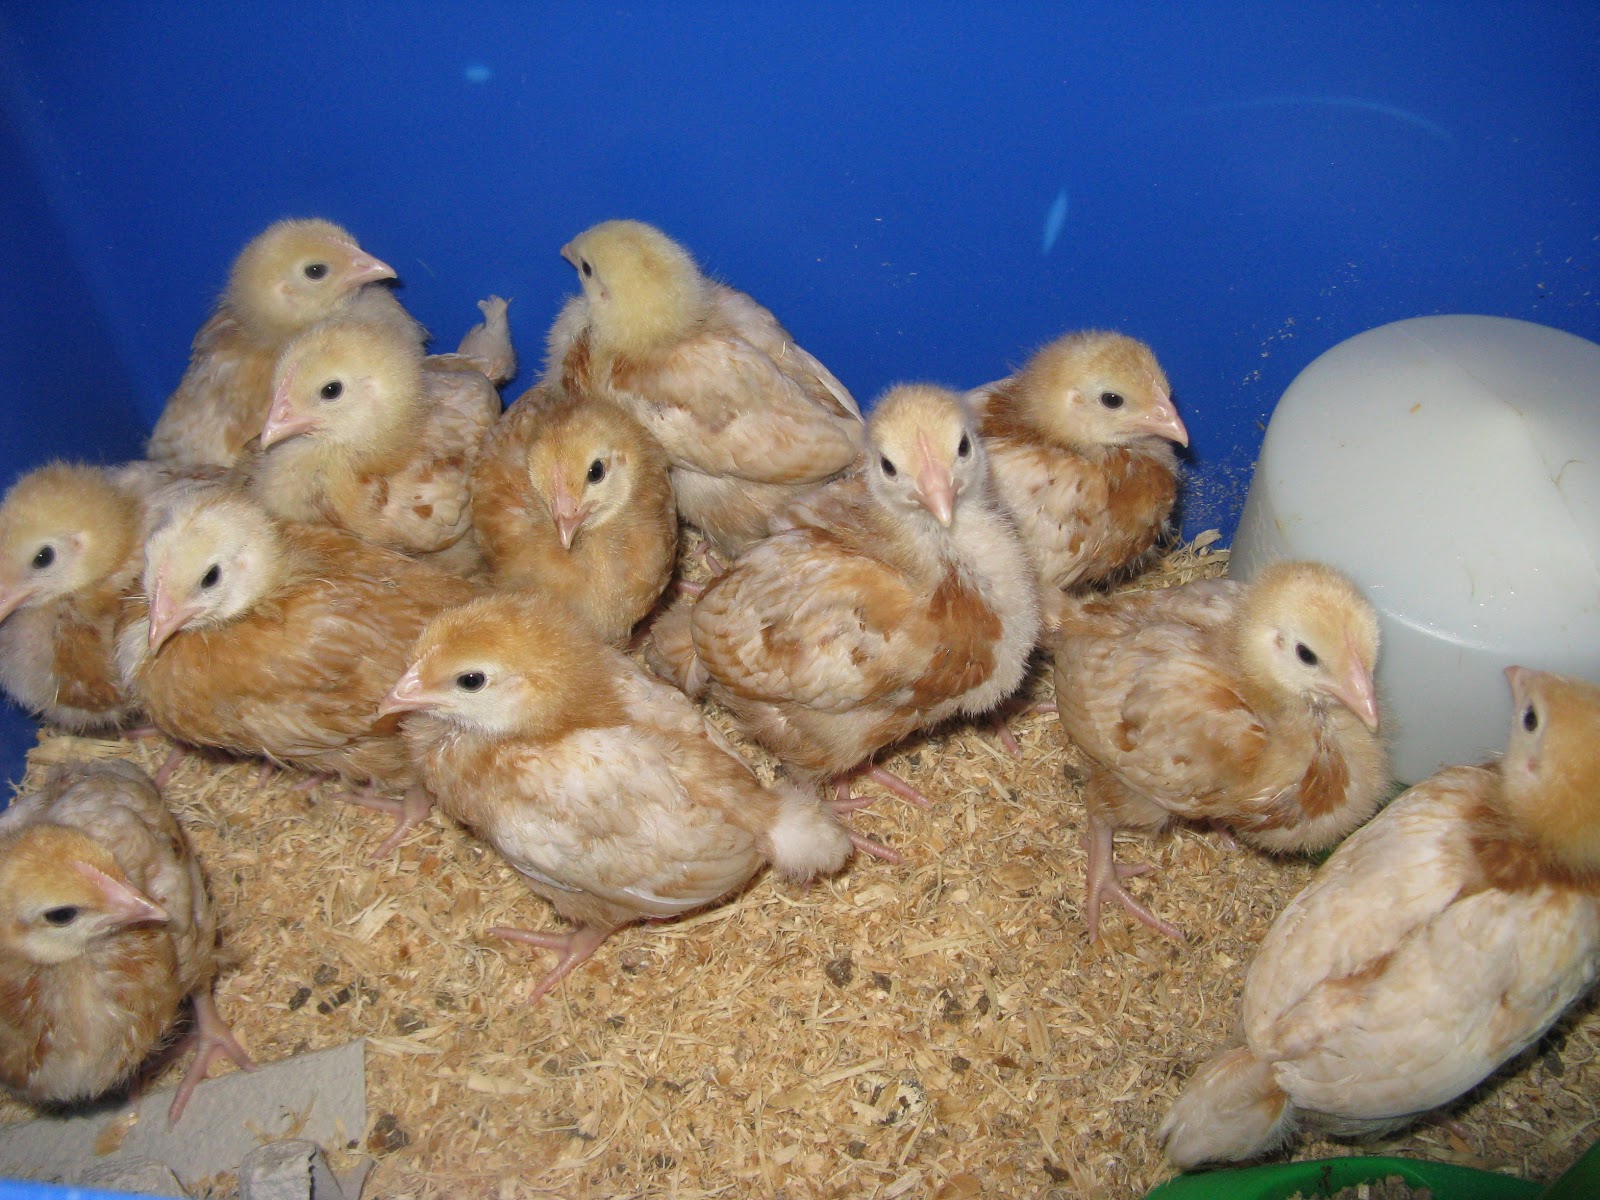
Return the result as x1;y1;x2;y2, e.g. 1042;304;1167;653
141;490;285;652
1502;666;1600;874
383;592;615;739
227;218;396;340
0;826;166;966
1236;561;1381;730
524;398;663;550
560;220;711;355
1015;331;1187;451
866;384;987;530
262;317;423;453
0;464;136;623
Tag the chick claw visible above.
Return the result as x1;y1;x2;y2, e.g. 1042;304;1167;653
490;924;614;1005
1084;817;1184;942
167;992;254;1126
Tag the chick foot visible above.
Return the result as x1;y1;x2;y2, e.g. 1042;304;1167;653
1084;814;1184;942
167;991;254;1125
490;924;614;1004
342;784;433;860
455;295;517;386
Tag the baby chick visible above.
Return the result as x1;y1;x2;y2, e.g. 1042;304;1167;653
0;760;251;1123
1160;667;1600;1167
1051;562;1387;940
0;461;187;734
253;316;500;564
967;331;1188;601
383;592;860;1002
471;385;677;645
116;486;476;857
647;384;1039;808
147;218;426;469
547;219;863;556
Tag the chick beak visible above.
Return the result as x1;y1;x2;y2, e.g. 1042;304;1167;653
146;575;202;654
559;243;576;268
550;478;589;550
259;377;320;449
75;862;168;928
912;436;957;527
1333;650;1381;731
379;666;435;717
1134;394;1190;448
342;250;397;287
0;582;35;624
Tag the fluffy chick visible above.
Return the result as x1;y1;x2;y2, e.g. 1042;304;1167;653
0;461;188;733
253;316;500;564
147;218;426;468
0;760;250;1122
384;592;858;1002
647;384;1039;807
471;385;677;644
116;487;476;857
1051;562;1387;940
547;219;863;556
967;331;1188;603
1160;667;1600;1167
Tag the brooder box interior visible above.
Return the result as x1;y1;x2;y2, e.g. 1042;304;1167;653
1;5;1598;1198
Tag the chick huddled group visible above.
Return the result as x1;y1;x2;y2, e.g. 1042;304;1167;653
0;215;1595;1175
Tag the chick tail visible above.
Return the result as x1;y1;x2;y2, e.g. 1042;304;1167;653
764;784;853;883
1158;1046;1293;1170
642;598;707;698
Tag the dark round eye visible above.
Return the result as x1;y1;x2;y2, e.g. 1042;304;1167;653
43;906;79;927
880;456;897;477
320;380;343;401
31;545;54;570
455;671;486;692
586;459;606;484
1522;705;1538;733
304;262;329;280
1100;392;1125;409
200;565;222;589
1295;643;1318;666
580;259;593;278
957;434;971;458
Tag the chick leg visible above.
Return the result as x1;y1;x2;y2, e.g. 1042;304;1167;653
167;990;254;1126
831;765;933;811
454;296;516;386
490;924;615;1004
1084;812;1184;942
342;784;433;861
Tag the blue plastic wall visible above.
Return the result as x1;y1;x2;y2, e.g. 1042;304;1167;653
1;1;1597;787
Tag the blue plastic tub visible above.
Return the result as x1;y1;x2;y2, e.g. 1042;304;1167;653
2;0;1597;792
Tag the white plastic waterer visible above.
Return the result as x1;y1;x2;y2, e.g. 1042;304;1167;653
1229;315;1600;784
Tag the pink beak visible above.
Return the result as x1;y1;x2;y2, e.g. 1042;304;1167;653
550;478;590;550
1333;650;1381;731
912;435;957;526
76;862;168;928
0;582;34;624
259;376;321;449
341;249;397;288
146;575;202;654
1133;393;1190;447
378;665;435;717
559;243;576;268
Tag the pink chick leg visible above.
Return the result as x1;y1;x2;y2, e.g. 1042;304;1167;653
342;783;433;860
990;714;1024;759
831;766;933;811
490;924;615;1004
167;990;254;1126
1084;812;1184;942
152;743;189;790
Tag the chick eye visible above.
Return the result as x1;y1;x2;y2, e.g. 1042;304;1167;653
1100;392;1125;409
580;259;593;278
957;434;971;458
880;456;897;477
320;380;343;401
304;262;329;280
586;459;606;484
1295;643;1318;666
200;565;222;589
1523;705;1538;733
455;671;487;692
42;906;79;927
30;545;55;570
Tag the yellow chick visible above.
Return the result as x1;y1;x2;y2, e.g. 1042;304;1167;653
1052;562;1387;940
547;219;863;557
471;384;677;645
383;592;862;1002
252;316;500;566
146;218;426;469
0;760;251;1123
1161;667;1600;1167
967;330;1189;597
647;384;1039;808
